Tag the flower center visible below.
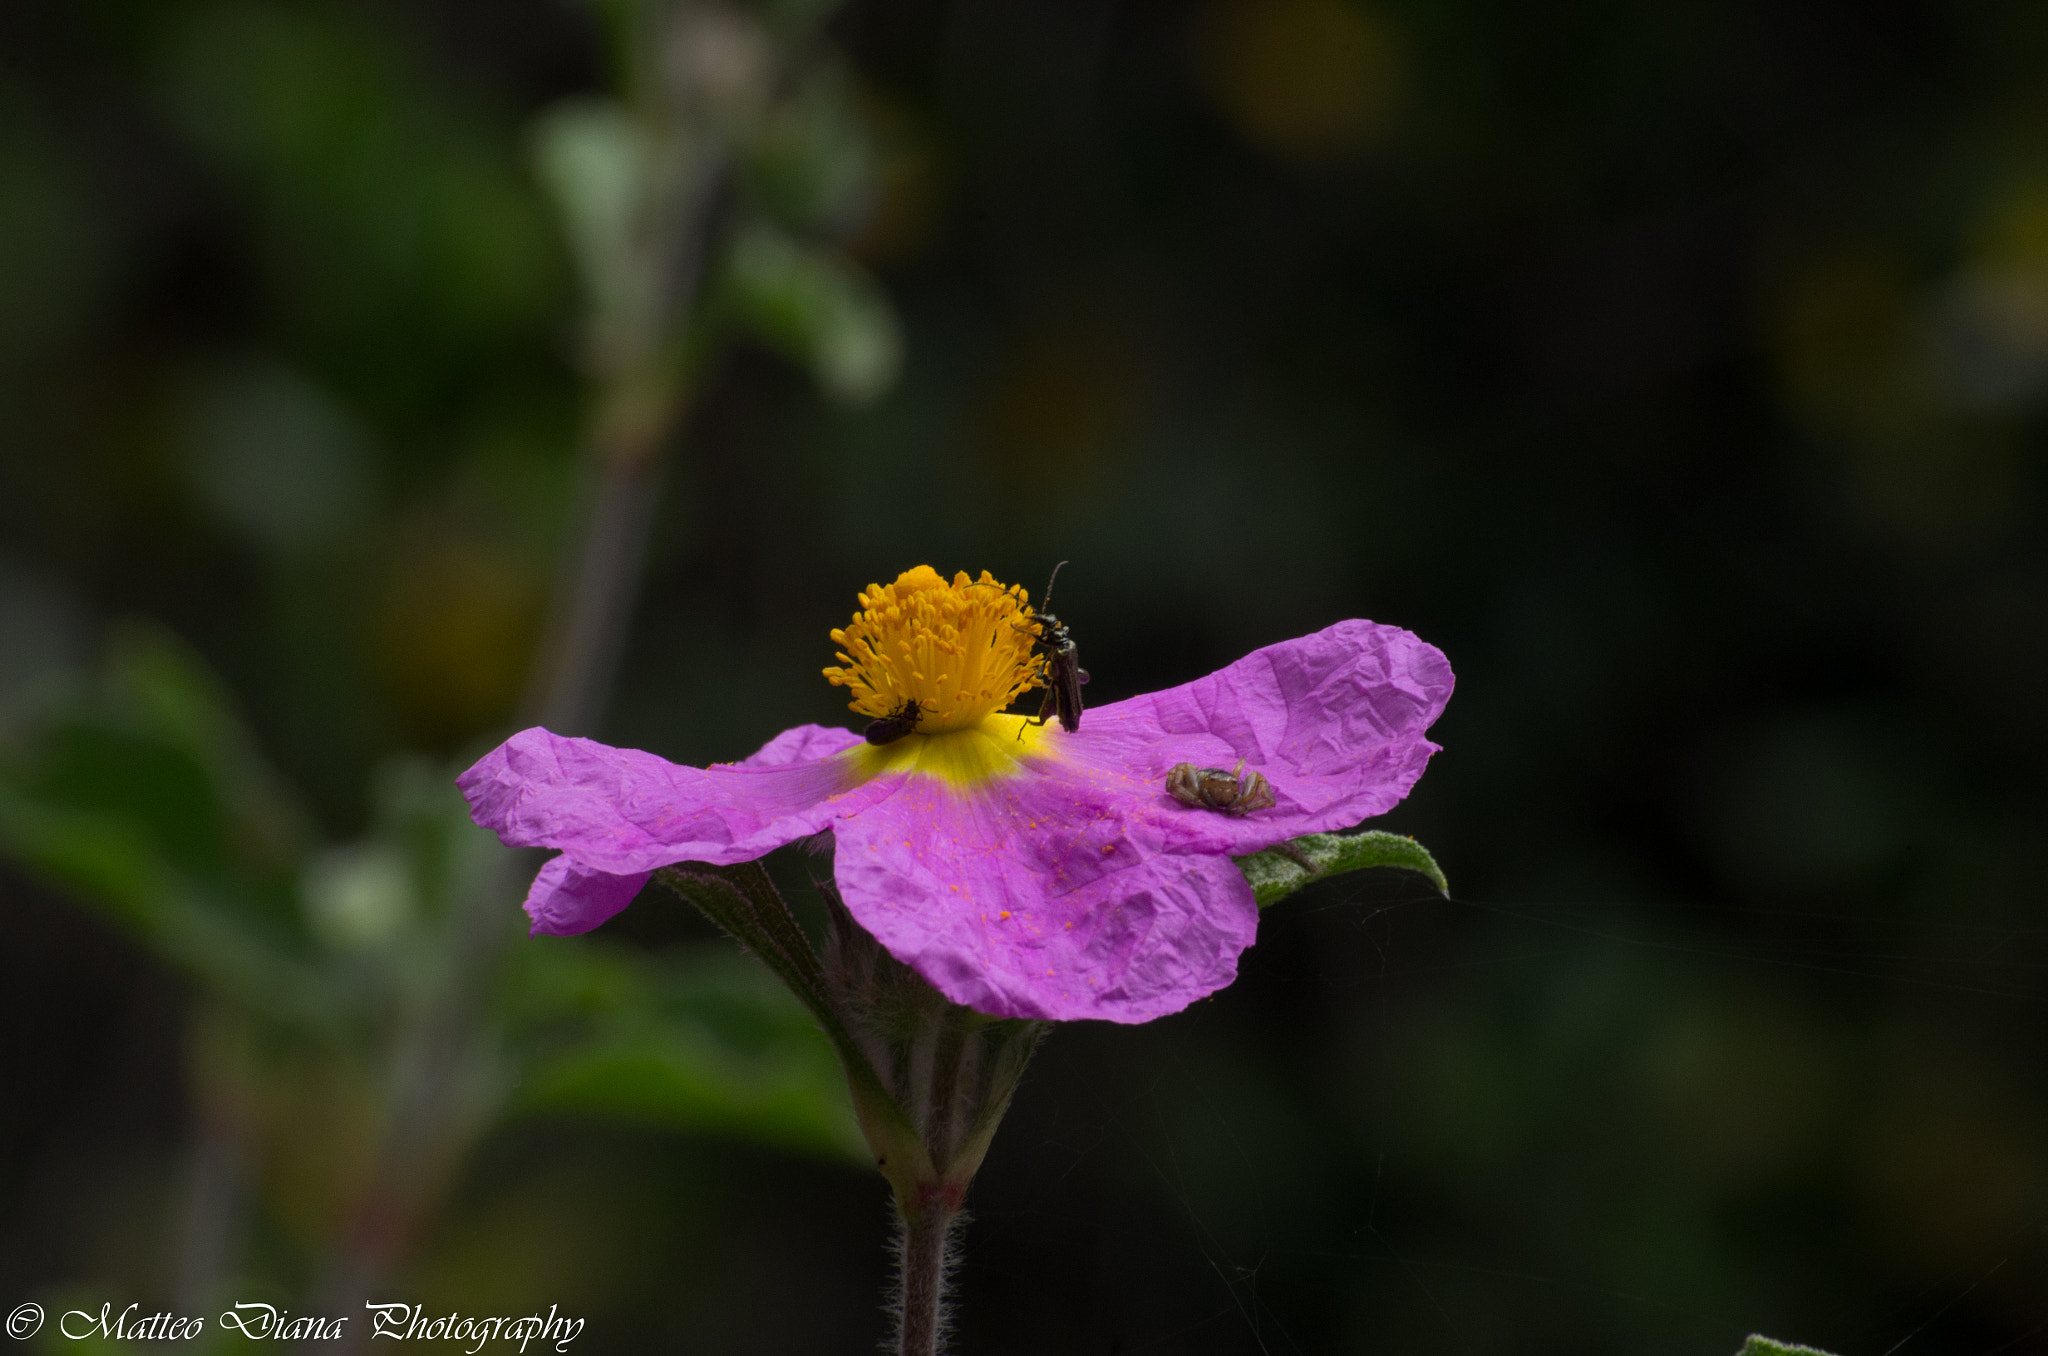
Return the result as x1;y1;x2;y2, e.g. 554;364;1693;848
823;566;1046;736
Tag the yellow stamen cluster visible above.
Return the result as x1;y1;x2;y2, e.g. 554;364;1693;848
823;566;1045;735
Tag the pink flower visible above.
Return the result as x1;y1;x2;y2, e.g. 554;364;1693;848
459;567;1451;1022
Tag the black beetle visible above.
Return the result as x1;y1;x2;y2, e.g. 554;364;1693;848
1021;561;1089;734
863;697;927;746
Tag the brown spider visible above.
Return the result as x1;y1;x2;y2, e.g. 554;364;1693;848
1165;759;1277;816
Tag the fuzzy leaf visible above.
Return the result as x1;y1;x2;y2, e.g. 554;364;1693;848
1235;829;1447;909
504;941;865;1161
532;98;654;341
721;224;900;402
1738;1338;1839;1356
0;784;343;1028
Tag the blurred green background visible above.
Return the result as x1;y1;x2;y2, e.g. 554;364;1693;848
1;0;2044;1351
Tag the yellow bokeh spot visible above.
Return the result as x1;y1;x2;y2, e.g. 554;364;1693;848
823;567;1048;736
1191;0;1403;163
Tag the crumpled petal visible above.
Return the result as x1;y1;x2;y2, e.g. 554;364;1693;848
741;723;870;768
460;723;890;931
1065;618;1452;852
833;745;1261;1021
524;854;651;936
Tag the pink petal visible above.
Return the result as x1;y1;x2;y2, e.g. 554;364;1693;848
524;854;651;936
832;757;1261;1023
742;722;869;768
460;721;887;879
1064;619;1452;851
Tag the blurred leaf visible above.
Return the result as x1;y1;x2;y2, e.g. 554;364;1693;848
0;97;108;372
0;623;349;1024
360;755;503;926
1236;829;1447;908
101;623;311;867
1738;1338;1839;1356
158;1;559;375
6;625;307;903
0;780;341;1028
501;939;864;1162
181;357;375;553
720;224;900;402
303;841;415;951
759;0;848;40
740;65;875;236
531;98;656;354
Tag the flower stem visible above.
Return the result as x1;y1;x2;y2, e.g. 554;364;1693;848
892;1199;961;1356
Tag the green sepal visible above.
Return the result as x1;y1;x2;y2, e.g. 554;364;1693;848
1738;1338;1840;1356
652;862;1048;1221
1235;829;1447;909
818;890;1046;1201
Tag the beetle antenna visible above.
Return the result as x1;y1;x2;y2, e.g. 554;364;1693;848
1041;560;1069;611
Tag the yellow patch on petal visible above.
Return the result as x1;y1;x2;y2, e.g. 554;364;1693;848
846;715;1055;785
823;566;1047;735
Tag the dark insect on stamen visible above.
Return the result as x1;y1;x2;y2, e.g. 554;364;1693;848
1018;560;1089;735
864;697;928;746
1165;760;1276;816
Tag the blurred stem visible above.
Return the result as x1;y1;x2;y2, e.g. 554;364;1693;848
172;1106;249;1310
308;159;728;1356
173;1004;259;1311
315;427;660;1332
309;848;520;1349
523;129;731;737
522;419;668;736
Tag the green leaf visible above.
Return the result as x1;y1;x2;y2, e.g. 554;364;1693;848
505;941;865;1161
162;1;558;340
102;622;309;858
720;224;900;403
740;64;874;235
1234;829;1447;909
531;98;655;342
0;783;343;1029
1738;1338;1840;1356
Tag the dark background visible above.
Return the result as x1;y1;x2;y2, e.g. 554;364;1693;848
2;0;2044;1351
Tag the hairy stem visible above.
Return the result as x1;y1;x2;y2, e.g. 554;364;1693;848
892;1201;961;1356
